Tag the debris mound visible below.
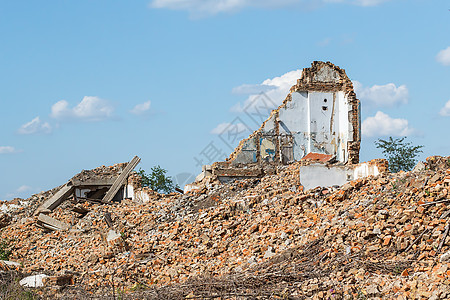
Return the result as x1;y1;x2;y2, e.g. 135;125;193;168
1;156;450;299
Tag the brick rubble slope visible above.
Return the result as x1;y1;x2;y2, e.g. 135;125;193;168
2;156;450;299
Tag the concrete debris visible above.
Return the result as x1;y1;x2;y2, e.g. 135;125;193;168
35;156;141;217
31;156;145;231
413;161;426;173
0;213;11;229
37;213;70;231
42;274;74;287
19;274;48;288
440;250;450;262
3;62;450;299
2;153;450;298
0;260;21;271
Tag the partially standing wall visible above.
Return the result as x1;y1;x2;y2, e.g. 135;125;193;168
227;61;360;167
186;61;362;192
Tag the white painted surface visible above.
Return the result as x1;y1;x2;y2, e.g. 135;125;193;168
75;188;91;198
134;190;150;203
184;184;201;193
300;163;350;190
106;229;121;242
300;162;380;191
20;274;48;288
353;163;380;179
268;90;352;163
125;184;134;200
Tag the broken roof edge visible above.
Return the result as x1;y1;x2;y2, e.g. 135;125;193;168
223;61;360;166
34;156;141;216
290;61;355;93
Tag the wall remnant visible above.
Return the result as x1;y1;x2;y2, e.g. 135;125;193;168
227;61;360;167
188;61;362;191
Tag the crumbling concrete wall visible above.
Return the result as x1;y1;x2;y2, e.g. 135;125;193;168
299;159;388;191
228;61;360;166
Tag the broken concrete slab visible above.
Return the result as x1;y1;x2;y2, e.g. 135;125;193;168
20;274;48;288
0;260;21;271
300;159;388;191
102;155;141;203
37;213;70;231
70;178;116;186
106;229;126;252
34;183;74;215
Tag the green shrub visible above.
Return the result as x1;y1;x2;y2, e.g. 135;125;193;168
137;166;179;194
375;137;423;173
0;239;12;260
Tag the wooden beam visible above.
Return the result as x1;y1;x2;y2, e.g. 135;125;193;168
102;156;141;203
34;183;74;215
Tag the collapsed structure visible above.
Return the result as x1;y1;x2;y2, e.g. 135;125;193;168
188;61;385;192
34;156;144;230
5;62;450;298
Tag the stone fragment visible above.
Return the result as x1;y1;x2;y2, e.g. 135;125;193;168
42;274;74;286
439;251;450;262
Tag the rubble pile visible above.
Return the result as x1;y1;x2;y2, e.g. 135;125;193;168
70;163;128;184
2;156;450;298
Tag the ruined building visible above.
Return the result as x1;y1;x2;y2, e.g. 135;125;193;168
189;61;385;191
228;61;360;165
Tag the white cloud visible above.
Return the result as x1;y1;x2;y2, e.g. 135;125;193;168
328;0;390;6
17;117;52;135
362;111;415;137
232;84;276;95
317;37;331;47
16;185;32;193
231;69;302;113
436;46;450;66
0;146;17;154
51;96;114;122
149;0;391;16
5;185;33;199
353;81;408;108
355;0;388;5
211;122;250;135
130;101;151;115
440;100;450;116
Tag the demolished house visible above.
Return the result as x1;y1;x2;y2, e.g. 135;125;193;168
33;61;386;231
187;61;386;192
6;62;450;298
34;156;144;231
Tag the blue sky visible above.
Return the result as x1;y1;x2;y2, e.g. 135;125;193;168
1;0;449;200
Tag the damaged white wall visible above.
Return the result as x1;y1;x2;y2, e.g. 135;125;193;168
229;62;359;166
299;162;382;191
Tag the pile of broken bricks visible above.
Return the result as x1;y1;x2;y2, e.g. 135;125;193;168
2;156;450;298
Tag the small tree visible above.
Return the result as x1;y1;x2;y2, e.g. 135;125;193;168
375;136;424;173
137;165;178;194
